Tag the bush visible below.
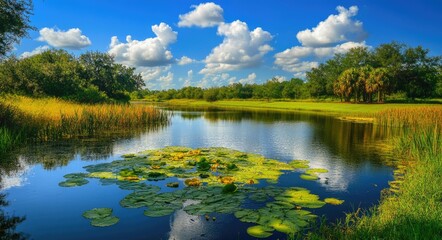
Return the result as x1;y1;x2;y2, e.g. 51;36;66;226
68;85;109;104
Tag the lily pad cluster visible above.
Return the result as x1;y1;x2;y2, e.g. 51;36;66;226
60;146;344;238
82;208;119;227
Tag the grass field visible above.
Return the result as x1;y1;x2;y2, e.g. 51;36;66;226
165;99;435;115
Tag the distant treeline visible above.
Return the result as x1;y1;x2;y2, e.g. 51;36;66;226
139;42;442;102
0;50;144;103
1;42;441;103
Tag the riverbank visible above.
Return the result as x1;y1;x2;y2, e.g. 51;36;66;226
165;99;442;239
0;96;169;153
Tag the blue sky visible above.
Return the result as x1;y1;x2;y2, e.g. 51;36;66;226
14;0;442;90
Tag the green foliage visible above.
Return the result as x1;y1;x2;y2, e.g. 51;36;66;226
82;208;119;227
0;50;145;103
0;0;35;57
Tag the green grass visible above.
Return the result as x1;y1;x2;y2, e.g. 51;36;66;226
165;99;435;115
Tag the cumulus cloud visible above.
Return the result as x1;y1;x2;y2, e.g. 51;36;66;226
108;22;177;67
178;56;195;65
297;6;367;47
200;20;273;74
20;45;50;58
239;73;257;85
274;6;368;77
38;28;91;49
182;70;194;87
178;2;224;28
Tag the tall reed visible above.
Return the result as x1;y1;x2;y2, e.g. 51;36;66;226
0;96;169;152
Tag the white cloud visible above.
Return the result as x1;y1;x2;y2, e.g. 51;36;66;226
238;73;257;85
159;72;174;82
273;75;287;83
178;2;224;28
297;6;367;47
182;70;194;87
38;28;91;49
274;6;369;77
108;22;177;67
178;56;195;65
200;20;273;74
20;45;50;58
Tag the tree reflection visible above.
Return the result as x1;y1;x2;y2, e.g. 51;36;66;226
0;194;26;240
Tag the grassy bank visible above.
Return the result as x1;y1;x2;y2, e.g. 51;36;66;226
0;96;169;153
165;99;433;115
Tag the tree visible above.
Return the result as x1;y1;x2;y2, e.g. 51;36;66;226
0;0;34;57
401;46;441;99
366;68;388;102
335;68;359;102
79;52;144;100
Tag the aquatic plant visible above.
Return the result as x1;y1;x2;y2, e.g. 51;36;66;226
0;96;169;153
82;208;119;227
61;146;343;237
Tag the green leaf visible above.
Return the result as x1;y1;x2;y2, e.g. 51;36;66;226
246;225;274;238
90;216;119;227
82;208;112;220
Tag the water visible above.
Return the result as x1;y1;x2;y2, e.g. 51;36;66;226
0;108;394;239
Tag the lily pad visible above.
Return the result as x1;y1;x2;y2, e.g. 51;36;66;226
222;183;238;193
305;168;329;174
82;208;113;219
324;198;344;205
90;216;119;227
300;174;318;181
246;225;274;238
144;206;176;217
59;178;89;187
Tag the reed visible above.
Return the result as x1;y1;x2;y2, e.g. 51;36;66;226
0;96;169;152
308;105;442;239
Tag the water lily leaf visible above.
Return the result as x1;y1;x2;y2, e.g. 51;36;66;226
305;168;329;174
64;173;89;179
59;178;89;187
82;208;112;219
89;172;117;179
144;206;176;217
90;216;119;227
324;198;344;205
117;181;149;191
300;174;318;181
289;160;310;169
234;209;260;223
249;192;268;202
246;225;273;238
222;183;237;193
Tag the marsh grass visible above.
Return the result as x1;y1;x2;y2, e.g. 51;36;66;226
308;106;442;239
0;96;169;152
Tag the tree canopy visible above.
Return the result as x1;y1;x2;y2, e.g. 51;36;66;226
0;0;34;57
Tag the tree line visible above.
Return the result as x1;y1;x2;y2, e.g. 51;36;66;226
0;50;144;103
141;42;441;102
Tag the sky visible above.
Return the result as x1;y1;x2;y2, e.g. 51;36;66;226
14;0;442;90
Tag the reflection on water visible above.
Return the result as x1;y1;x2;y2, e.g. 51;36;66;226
0;193;26;240
0;107;397;239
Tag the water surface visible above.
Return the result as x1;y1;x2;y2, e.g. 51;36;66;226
0;108;394;239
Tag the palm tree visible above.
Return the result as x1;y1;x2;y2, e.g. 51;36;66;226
368;68;388;102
